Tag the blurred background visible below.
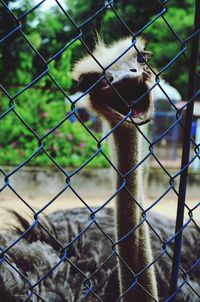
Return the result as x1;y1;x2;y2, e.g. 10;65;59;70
0;0;199;222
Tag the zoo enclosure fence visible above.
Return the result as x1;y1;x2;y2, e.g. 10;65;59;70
0;0;200;301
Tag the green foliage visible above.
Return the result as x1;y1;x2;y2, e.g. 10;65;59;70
145;6;194;96
0;96;109;167
0;44;109;167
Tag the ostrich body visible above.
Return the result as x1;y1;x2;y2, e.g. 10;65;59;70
0;208;199;301
72;36;157;301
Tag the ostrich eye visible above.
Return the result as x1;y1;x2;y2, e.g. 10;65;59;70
137;53;147;64
107;74;114;83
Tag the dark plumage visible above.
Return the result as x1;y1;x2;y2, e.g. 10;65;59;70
0;208;199;301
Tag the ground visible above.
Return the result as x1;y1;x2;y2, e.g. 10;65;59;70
0;191;199;228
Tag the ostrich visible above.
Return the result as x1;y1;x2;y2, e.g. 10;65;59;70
0;37;199;301
72;36;157;301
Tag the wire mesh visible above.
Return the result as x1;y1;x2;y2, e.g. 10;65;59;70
0;0;199;301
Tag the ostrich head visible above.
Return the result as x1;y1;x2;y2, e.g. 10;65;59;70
72;36;154;126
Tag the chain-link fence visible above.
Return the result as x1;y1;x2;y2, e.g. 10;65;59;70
0;0;199;301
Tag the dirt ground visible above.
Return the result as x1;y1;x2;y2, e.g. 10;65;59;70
0;191;199;228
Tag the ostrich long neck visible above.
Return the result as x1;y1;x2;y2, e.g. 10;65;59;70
111;123;158;302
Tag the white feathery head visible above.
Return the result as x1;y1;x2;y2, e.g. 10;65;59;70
71;35;154;127
72;36;146;81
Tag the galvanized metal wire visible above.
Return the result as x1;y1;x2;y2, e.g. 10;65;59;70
0;0;199;301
